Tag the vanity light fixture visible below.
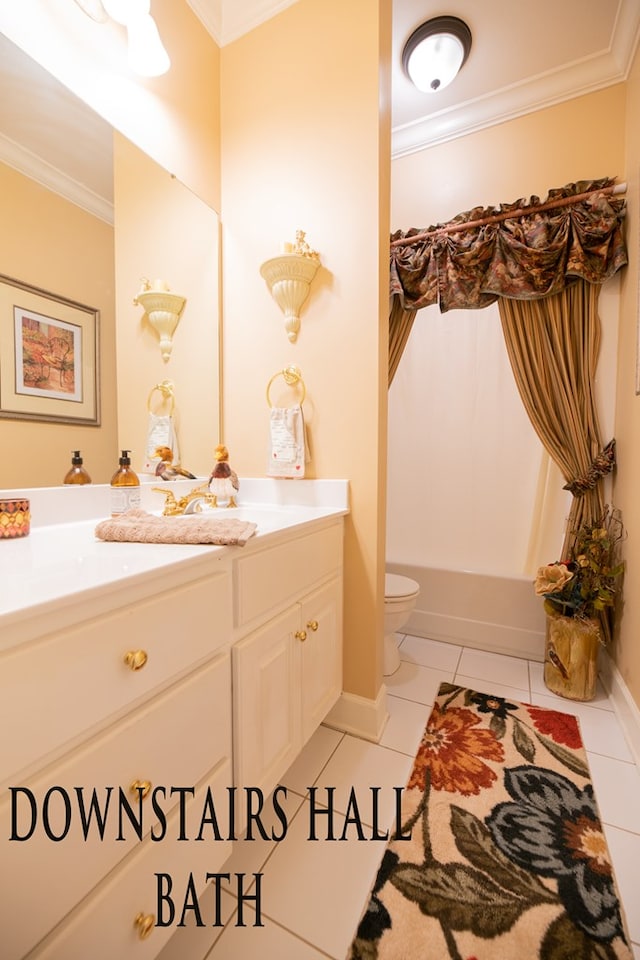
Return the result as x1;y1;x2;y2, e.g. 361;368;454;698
125;13;170;77
260;231;321;343
71;0;109;22
402;16;472;93
134;279;186;362
72;0;170;76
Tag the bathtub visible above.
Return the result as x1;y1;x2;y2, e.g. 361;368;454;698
386;563;546;661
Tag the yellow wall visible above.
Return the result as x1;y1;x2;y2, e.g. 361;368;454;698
220;0;392;701
613;42;640;708
0;162;116;487
392;85;626;229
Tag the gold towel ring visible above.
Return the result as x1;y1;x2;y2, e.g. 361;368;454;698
266;365;306;408
147;380;176;415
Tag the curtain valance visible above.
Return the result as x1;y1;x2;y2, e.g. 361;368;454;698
390;178;628;313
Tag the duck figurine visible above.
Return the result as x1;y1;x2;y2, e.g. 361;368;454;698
154;446;196;481
208;444;239;507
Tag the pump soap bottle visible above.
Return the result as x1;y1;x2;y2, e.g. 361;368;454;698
64;450;91;485
110;450;141;517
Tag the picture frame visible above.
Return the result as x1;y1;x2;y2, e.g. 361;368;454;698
0;274;100;425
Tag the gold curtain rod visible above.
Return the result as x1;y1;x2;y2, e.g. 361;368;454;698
390;182;627;249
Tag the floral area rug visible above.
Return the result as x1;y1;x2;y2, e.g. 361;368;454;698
347;683;632;960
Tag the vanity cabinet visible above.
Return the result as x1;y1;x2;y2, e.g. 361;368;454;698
0;562;234;960
0;488;347;960
231;522;343;812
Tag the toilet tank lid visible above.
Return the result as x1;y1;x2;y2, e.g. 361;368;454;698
385;573;420;598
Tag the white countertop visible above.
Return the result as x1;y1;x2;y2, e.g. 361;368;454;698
0;479;349;636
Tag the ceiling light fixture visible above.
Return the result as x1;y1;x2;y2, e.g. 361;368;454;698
402;16;472;93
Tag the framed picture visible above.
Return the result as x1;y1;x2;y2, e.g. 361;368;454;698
0;274;100;425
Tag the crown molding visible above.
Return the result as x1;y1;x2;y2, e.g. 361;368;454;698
0;133;114;224
392;3;640;159
186;0;299;47
219;0;299;45
185;0;222;45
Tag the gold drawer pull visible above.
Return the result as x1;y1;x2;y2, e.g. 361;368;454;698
295;630;307;642
306;619;319;632
134;912;155;940
124;649;148;671
130;779;152;799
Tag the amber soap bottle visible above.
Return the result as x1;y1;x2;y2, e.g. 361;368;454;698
110;449;141;517
63;450;91;485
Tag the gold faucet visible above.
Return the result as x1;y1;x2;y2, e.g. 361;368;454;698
152;482;216;516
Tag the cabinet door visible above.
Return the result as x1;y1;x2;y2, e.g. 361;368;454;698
299;578;342;743
232;607;301;799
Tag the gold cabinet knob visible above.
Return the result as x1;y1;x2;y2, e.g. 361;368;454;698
130;779;152;799
124;649;148;671
306;620;319;632
295;630;307;642
134;912;155;940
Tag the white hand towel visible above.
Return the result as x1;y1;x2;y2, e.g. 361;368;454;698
267;404;307;478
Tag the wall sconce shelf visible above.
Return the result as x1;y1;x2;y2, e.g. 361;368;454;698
260;232;320;343
134;280;186;362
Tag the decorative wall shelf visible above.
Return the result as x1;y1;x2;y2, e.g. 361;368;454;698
134;279;186;362
260;231;320;343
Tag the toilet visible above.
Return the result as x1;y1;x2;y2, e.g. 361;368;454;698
384;573;420;676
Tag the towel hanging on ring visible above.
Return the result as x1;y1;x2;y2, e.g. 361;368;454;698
265;366;310;478
268;405;307;477
144;380;180;472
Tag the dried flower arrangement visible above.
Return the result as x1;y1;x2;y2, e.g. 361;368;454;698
534;506;625;626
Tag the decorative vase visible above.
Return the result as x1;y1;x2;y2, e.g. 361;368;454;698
544;610;601;702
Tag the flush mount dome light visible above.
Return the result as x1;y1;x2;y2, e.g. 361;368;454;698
402;15;472;93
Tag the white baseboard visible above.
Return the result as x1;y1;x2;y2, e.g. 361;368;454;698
323;686;389;742
599;652;640;767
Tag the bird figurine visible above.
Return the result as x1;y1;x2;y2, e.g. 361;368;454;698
153;446;196;481
208;444;239;507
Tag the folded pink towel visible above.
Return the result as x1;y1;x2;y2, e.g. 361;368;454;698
95;509;257;546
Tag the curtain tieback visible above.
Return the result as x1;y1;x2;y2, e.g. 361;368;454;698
563;439;616;497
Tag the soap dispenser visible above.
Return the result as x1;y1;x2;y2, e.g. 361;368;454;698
110;450;141;517
63;450;91;485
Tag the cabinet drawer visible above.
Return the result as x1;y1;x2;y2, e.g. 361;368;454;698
0;571;231;785
235;523;342;627
26;760;233;960
0;654;231;960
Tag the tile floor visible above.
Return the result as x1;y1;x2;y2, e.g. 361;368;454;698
158;634;640;960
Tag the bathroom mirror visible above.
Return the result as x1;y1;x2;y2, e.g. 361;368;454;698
0;32;220;488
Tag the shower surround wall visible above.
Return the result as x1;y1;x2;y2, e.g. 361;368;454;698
387;303;545;571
